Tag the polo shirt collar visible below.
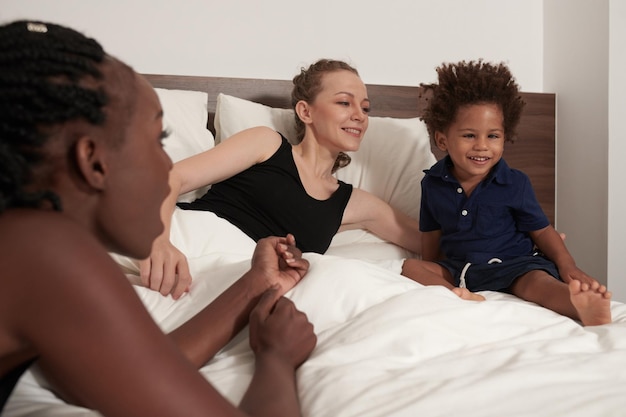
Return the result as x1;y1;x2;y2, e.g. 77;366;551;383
425;155;513;185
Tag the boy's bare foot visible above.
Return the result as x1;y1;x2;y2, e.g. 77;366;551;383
452;287;485;301
569;279;612;326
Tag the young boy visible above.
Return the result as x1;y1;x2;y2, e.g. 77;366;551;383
401;60;612;326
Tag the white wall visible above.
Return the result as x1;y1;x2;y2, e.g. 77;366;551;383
608;1;626;301
0;0;544;89
543;0;610;290
543;0;626;302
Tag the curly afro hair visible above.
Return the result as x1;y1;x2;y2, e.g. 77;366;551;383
420;60;525;143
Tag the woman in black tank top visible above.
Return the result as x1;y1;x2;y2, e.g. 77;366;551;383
144;59;423;296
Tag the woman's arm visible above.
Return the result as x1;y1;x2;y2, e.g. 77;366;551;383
341;188;422;254
240;289;315;417
139;127;283;298
15;221;312;416
420;230;442;262
168;234;310;366
175;126;283;194
15;221;239;416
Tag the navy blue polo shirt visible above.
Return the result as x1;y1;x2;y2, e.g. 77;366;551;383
419;156;550;264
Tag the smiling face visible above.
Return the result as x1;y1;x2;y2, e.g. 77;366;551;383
435;103;505;189
303;70;370;153
95;66;173;259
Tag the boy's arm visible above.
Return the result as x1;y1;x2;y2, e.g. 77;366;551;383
529;225;599;287
529;225;575;268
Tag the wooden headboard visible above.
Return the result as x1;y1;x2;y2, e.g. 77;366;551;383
144;74;556;224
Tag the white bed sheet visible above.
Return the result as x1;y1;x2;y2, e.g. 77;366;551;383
6;210;626;417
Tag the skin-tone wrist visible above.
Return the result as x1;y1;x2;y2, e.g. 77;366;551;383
167;272;270;367
239;351;301;417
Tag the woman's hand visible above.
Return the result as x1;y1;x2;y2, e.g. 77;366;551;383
248;234;309;296
138;235;192;300
249;286;316;369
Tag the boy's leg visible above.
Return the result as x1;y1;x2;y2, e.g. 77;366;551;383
401;259;484;301
401;258;454;287
509;270;611;325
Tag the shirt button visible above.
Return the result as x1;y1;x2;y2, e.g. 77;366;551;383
456;187;463;193
461;209;468;216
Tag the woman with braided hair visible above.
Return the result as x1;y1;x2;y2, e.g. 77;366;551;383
0;20;315;416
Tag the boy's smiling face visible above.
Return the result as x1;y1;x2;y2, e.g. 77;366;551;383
434;103;505;187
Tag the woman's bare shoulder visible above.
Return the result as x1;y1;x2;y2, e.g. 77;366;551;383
0;209;150;339
0;209;128;295
0;209;98;256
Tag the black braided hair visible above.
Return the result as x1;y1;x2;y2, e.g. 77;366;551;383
0;20;108;212
291;59;360;174
420;59;526;144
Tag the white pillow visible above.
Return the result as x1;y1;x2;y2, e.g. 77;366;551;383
215;93;297;143
336;116;434;221
214;93;436;221
155;88;215;202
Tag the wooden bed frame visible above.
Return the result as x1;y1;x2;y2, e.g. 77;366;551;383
144;74;556;224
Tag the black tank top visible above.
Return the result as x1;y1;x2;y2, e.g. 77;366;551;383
178;135;353;254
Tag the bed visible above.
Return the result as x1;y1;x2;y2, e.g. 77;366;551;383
5;75;626;417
